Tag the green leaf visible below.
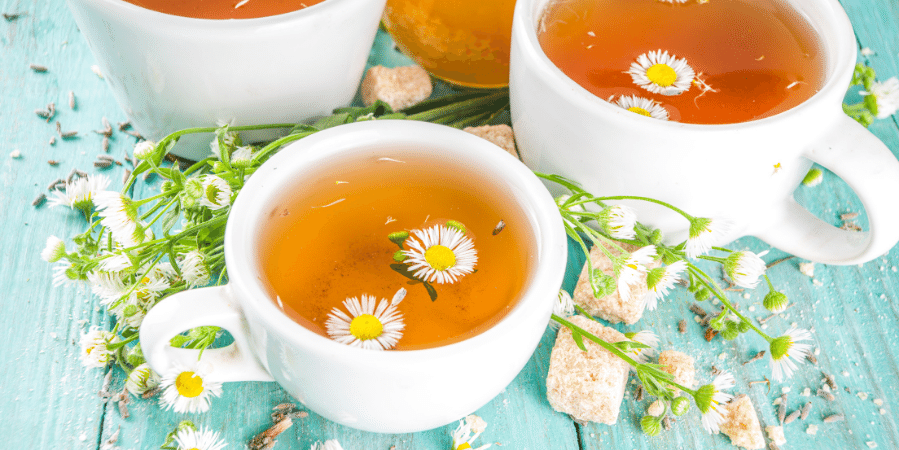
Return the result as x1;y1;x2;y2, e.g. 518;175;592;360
313;113;353;130
571;331;588;352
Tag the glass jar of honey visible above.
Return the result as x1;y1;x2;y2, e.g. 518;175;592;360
382;0;516;89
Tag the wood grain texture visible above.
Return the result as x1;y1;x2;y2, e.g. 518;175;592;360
1;0;898;449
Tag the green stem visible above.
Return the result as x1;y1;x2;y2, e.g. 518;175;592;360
252;131;318;163
590;195;695;221
551;313;696;396
686;263;772;341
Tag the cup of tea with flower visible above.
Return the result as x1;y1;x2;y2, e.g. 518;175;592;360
65;0;386;161
510;0;899;264
139;120;568;433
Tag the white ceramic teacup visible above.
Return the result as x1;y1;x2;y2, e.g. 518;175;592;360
510;0;899;264
139;120;567;433
65;0;386;161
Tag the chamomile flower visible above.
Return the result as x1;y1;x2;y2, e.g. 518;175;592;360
199;175;232;210
551;290;575;329
172;425;227;450
768;327;814;382
132;140;157;161
125;363;161;396
326;293;405;350
723;250;767;288
628;50;696;96
615;245;657;300
47;174;111;218
87;270;129;305
684;217;730;259
160;362;223;413
597;204;638;240
624;330;659;364
452;414;491;450
179;250;210;288
52;260;79;287
41;236;67;263
643;260;687;310
231;146;254;168
861;76;899;118
79;326;116;368
403;224;478;284
310;440;344;450
694;371;736;434
98;252;133;273
613;95;670;121
94;191;145;247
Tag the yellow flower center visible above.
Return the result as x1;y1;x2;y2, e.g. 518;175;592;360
424;245;456;271
646;63;677;87
175;371;204;398
627;107;652;117
457;444;472;450
350;314;383;341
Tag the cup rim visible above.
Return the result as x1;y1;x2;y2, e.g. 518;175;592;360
71;0;356;27
512;0;858;129
225;120;567;363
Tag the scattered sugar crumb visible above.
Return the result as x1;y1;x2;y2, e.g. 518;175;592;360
766;425;787;446
79;433;87;442
880;409;887;415
10;149;21;158
782;387;791;393
748;306;755;312
842;371;850;377
814;348;821;355
858;392;869;400
867;442;878;448
861;47;875;56
874;399;884;406
813;279;824;286
806;424;819;435
799;262;815;277
743;293;750;299
49;332;57;339
719;352;727;360
801;388;811;397
91;65;104;79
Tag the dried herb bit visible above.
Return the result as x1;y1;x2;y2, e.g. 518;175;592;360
743;350;766;366
492;219;506;236
248;417;293;450
823;372;838;390
800;401;812;420
777;393;788;423
29;63;48;73
3;12;24;21
68;91;76;110
633;385;644;402
704;327;718;342
32;193;46;207
784;410;801;424
817;388;836;402
47;160;59;166
823;414;844;423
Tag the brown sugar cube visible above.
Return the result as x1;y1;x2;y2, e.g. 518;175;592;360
463;124;518;158
573;241;657;325
546;315;630;425
360;65;432;111
658;350;695;395
720;395;765;449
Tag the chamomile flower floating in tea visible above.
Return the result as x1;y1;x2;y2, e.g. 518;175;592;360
326;293;405;350
628;50;695;96
643;260;687;310
768;327;814;382
403;224;478;284
160;362;223;413
172;426;227;450
613;95;669;121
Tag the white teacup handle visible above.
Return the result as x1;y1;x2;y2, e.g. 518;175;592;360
754;114;899;265
140;285;274;382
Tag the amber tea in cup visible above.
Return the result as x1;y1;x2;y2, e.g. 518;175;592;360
538;0;826;124
121;0;327;19
259;152;534;350
383;0;517;88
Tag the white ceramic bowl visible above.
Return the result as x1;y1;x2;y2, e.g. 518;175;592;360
66;0;386;161
140;120;568;433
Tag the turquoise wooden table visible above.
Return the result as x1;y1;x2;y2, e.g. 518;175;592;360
2;1;899;449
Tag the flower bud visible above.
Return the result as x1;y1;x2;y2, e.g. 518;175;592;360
590;269;617;299
125;363;160;396
763;290;789;313
132;140;157;160
640;415;662;436
41;235;67;263
670;396;690;416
